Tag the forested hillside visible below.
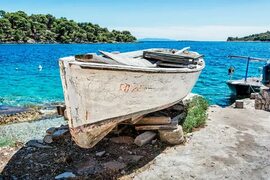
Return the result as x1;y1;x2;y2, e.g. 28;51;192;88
0;10;136;43
227;31;270;41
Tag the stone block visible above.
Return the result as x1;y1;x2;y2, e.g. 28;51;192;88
134;131;156;146
159;125;184;145
250;93;258;99
235;100;244;109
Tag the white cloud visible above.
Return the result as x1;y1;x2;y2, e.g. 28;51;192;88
110;25;270;41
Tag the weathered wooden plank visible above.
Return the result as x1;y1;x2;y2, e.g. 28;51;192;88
135;116;171;125
75;53;122;65
99;50;155;67
157;62;197;68
143;51;202;64
56;105;66;116
135;124;178;130
135;113;184;131
119;48;163;58
143;51;192;64
119;115;144;125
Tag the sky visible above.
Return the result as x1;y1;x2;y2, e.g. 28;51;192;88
1;0;270;41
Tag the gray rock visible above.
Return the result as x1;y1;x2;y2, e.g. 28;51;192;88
103;161;126;171
76;158;100;175
52;129;69;140
55;172;76;179
171;103;185;112
151;139;157;144
46;127;56;135
120;155;143;164
110;136;134;144
134;131;156;146
26;140;52;149
43;135;53;144
58;125;69;130
26;39;36;44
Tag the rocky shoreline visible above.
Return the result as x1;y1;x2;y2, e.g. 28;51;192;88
0;102;64;125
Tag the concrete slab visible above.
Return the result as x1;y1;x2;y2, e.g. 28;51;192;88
123;100;270;180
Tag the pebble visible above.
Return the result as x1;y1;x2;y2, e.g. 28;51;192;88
151;139;157;144
96;151;106;157
127;151;133;155
43;135;53;144
55;172;76;179
24;154;32;159
46;127;56;135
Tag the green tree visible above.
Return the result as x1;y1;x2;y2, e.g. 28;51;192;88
0;10;6;18
0;10;136;43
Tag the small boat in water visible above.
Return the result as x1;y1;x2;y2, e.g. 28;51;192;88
227;55;270;96
59;48;205;148
227;77;262;96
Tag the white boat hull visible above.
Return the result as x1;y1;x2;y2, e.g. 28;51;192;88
59;56;204;148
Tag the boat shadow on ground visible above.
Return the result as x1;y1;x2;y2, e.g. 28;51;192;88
1;129;168;179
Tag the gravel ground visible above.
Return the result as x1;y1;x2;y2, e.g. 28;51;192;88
0;117;67;144
123;99;270;180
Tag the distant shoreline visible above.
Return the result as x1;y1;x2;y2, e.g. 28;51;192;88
1;40;270;44
227;31;270;42
0;41;139;45
227;39;270;42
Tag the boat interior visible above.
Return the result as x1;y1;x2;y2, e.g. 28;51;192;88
73;47;204;69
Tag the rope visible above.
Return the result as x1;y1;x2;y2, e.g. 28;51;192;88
249;84;256;93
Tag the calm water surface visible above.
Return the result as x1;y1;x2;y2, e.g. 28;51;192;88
0;41;269;106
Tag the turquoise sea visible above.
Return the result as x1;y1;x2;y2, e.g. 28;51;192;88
0;41;268;107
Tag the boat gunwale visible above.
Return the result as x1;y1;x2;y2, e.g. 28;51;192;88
60;57;205;73
226;78;262;87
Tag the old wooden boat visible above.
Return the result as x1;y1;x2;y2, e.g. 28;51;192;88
59;48;205;148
